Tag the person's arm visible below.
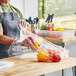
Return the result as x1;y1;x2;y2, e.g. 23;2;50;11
0;27;29;46
0;28;14;45
0;11;14;45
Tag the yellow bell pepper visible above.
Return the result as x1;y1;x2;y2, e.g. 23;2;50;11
37;49;50;62
56;28;64;31
33;41;42;50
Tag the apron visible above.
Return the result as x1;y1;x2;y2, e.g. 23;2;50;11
0;5;22;59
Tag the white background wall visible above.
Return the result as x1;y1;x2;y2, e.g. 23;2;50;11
10;0;38;19
24;0;38;19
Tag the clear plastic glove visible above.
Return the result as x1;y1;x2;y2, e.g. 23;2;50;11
19;20;31;31
12;39;27;46
12;38;37;51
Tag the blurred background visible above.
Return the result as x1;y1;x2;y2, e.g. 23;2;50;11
10;0;76;30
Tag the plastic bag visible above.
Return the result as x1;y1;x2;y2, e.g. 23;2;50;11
8;26;69;62
0;61;15;73
18;27;69;62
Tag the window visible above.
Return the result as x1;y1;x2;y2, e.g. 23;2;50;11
39;0;76;29
39;0;76;18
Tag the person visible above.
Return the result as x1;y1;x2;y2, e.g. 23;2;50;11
0;0;31;59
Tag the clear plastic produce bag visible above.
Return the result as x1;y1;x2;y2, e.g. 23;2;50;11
8;26;69;62
0;61;15;73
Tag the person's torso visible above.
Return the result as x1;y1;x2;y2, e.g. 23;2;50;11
0;5;22;58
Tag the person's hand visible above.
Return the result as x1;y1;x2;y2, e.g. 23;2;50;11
22;36;37;51
12;38;37;51
19;20;31;31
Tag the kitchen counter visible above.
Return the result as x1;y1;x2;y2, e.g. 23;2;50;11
43;36;76;76
43;36;76;42
0;53;76;76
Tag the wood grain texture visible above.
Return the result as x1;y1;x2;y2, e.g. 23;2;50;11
0;53;76;76
43;36;76;42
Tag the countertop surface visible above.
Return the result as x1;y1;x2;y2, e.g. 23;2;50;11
44;36;76;42
0;53;76;76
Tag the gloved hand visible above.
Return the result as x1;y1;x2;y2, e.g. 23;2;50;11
12;36;37;51
19;20;31;31
12;39;27;46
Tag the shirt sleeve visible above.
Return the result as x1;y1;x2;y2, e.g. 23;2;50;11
0;13;2;29
0;23;2;28
12;6;24;20
16;9;24;20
